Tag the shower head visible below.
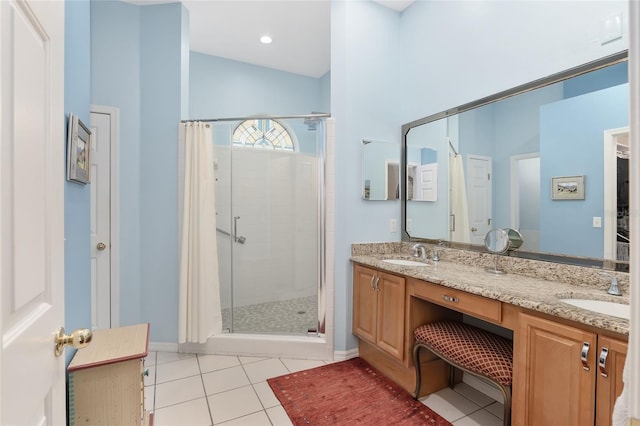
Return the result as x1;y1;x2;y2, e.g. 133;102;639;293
304;113;324;131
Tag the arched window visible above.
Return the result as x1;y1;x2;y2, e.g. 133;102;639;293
232;119;295;151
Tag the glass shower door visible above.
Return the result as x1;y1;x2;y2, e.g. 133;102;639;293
214;117;323;335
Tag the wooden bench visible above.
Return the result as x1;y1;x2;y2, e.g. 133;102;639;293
413;321;513;426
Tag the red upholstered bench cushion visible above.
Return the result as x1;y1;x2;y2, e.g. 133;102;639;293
414;321;513;386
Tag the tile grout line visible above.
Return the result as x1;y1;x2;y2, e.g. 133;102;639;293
195;354;216;426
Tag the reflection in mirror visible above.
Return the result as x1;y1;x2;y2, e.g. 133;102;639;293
362;140;400;201
405;118;447;238
485;228;510;254
402;52;629;270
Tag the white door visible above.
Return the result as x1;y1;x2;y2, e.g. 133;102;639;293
417;163;438;201
1;1;66;424
90;110;115;329
467;155;492;244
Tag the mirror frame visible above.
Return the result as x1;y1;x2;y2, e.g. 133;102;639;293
401;50;629;271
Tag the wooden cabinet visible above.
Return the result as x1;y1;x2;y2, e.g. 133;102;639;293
68;324;151;426
353;264;405;361
596;336;627;426
515;313;627;426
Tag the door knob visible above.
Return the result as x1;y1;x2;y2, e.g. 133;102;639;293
96;242;106;250
471;227;478;232
54;327;92;357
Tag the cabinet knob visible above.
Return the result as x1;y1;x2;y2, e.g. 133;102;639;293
54;327;92;357
97;242;107;251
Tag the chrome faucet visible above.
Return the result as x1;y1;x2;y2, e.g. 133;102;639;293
432;248;441;262
412;243;428;260
599;272;622;296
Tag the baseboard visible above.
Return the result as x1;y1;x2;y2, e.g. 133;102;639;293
462;372;504;404
333;348;359;361
149;341;179;353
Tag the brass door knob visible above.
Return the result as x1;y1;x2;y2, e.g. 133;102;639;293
54;327;92;357
96;242;106;250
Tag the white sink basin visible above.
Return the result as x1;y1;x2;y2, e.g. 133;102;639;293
382;259;428;267
559;299;630;320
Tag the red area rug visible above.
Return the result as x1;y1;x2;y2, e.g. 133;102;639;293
267;357;452;425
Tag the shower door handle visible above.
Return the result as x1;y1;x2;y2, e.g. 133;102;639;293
233;216;246;244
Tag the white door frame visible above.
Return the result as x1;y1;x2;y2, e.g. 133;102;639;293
90;104;121;328
510;152;540;230
603;126;629;261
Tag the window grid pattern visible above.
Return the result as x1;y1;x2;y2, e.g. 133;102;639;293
232;119;294;151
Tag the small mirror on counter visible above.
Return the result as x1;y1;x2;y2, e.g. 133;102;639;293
485;228;511;254
362;140;400;201
484;228;524;274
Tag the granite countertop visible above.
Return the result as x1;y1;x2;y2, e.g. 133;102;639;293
351;253;629;336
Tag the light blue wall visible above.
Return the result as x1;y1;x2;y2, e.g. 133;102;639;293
139;3;187;343
91;0;143;328
539;84;629;258
564;61;628;98
189;52;326;119
319;71;331;113
398;1;628;123
64;0;92;366
91;1;188;342
331;1;403;352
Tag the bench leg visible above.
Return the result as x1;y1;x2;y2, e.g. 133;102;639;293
500;385;512;426
412;344;422;400
413;342;512;426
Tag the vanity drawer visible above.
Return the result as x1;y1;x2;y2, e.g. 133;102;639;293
412;280;502;323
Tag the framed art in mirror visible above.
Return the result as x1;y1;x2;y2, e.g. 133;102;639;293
67;114;91;185
551;175;585;200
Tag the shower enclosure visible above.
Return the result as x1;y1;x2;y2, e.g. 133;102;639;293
211;115;327;336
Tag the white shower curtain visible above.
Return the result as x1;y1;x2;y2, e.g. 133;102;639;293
179;122;222;344
450;154;470;243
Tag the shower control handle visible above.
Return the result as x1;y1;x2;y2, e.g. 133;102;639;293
233;216;247;244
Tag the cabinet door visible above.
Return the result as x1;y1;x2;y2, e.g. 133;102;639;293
353;265;377;344
516;313;596;426
376;272;406;361
596;336;627;426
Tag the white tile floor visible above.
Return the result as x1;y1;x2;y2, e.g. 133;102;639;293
144;351;505;426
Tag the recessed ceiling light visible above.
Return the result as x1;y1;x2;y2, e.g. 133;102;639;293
260;35;273;44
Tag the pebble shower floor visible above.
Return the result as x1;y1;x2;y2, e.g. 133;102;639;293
221;296;317;334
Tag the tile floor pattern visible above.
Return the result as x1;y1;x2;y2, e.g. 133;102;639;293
145;351;505;426
220;296;318;334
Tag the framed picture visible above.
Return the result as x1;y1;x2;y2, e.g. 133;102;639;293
551;175;584;200
67;114;92;184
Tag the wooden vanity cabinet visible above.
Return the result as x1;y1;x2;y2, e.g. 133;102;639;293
353;264;405;361
515;313;627;426
596;336;627;426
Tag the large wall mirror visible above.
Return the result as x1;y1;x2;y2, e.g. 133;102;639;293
402;51;629;271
